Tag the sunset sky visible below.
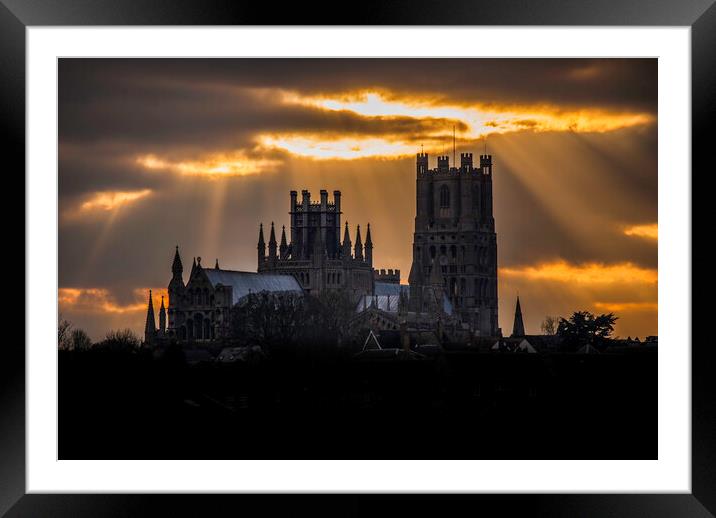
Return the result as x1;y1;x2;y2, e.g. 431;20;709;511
58;58;657;341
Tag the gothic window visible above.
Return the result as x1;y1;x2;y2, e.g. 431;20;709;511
429;246;436;259
440;185;450;208
450;245;457;259
440;245;446;256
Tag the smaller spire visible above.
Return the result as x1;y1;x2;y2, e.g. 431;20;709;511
158;295;166;336
354;224;363;261
511;296;525;337
269;221;277;244
343;221;350;245
144;289;156;343
365;223;373;246
258;223;265;246
215;258;220;269
172;245;183;274
279;225;288;260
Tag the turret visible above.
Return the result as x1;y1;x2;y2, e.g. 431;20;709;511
437;155;450;173
480;154;492;175
279;225;288;259
354;224;363;261
416;152;429;175
364;223;373;266
144;290;156;344
460;152;473;171
257;223;266;267
268;221;277;263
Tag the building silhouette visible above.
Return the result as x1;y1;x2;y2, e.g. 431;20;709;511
257;190;375;298
145;148;500;344
408;152;498;336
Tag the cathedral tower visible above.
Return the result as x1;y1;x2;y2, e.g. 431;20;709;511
408;150;499;336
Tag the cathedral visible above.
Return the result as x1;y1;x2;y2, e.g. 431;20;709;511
144;150;500;345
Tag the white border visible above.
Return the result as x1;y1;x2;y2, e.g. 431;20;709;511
27;27;691;492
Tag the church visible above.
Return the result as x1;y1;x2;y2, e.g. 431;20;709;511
144;150;501;345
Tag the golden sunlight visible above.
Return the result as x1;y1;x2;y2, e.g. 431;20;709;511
499;260;657;286
136;152;282;177
283;90;654;139
258;134;418;160
623;223;658;240
80;189;153;212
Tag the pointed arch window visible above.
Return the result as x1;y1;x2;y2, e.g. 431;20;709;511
439;185;450;208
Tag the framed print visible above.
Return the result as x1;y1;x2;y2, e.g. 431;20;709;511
7;0;711;515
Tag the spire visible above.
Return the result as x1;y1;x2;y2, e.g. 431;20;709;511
354;224;363;261
268;221;278;260
172;245;183;276
215;258;220;269
342;221;352;258
269;221;277;244
280;225;288;259
190;257;197;277
258;223;265;246
511;296;525;337
144;289;156;344
257;223;266;267
364;223;373;266
158;295;166;335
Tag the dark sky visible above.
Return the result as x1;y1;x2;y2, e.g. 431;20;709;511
58;58;658;340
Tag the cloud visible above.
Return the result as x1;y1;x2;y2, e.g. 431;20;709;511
623;223;658;240
500;260;657;286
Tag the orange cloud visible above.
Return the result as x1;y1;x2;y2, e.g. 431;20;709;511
253;90;655;161
500;260;657;286
136;152;282;177
593;301;658;312
623;223;658;240
77;189;152;212
59;287;168;315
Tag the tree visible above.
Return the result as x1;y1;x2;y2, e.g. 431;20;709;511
58;316;72;350
95;328;141;352
70;328;92;351
540;315;559;335
228;290;358;352
557;311;618;350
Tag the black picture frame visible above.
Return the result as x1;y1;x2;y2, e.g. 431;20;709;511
5;1;710;515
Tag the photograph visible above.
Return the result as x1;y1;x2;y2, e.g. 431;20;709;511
56;58;658;460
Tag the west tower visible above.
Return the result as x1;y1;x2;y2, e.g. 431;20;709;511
409;151;499;336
